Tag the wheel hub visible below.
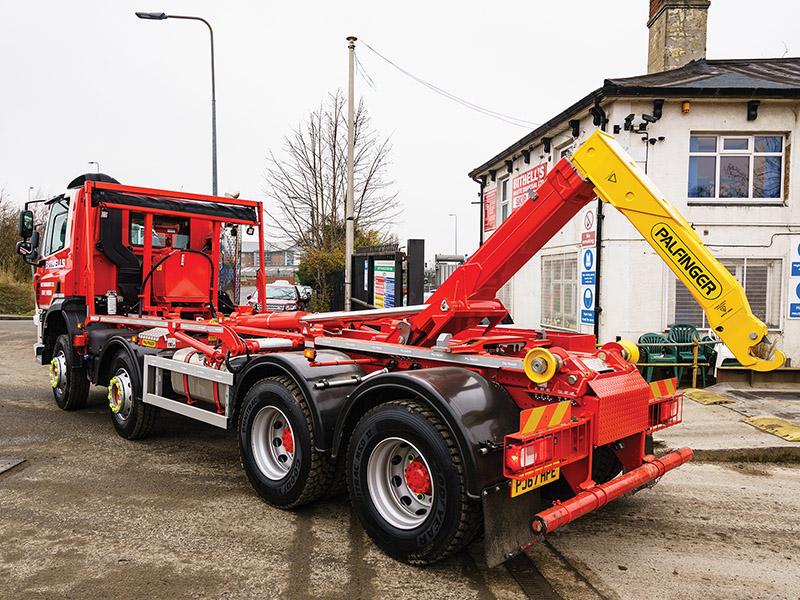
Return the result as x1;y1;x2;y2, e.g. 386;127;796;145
404;460;431;495
108;371;133;417
367;438;435;530
251;406;295;480
49;354;66;390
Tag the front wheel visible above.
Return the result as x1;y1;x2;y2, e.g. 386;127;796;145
346;400;482;566
50;333;89;410
108;350;158;440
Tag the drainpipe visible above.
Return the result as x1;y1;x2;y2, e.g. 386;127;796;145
471;175;487;246
591;98;607;341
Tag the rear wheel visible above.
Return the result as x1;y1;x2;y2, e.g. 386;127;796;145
50;333;89;410
108;350;158;440
347;400;482;566
238;376;332;508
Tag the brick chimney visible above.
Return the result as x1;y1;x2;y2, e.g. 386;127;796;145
647;0;711;73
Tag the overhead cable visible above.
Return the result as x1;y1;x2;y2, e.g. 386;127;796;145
359;39;541;129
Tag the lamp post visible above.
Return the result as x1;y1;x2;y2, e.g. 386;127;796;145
88;161;99;173
135;11;218;196
448;213;458;255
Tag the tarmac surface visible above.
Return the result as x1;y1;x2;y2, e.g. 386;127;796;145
1;317;798;599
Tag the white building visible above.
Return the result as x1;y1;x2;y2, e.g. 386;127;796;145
468;0;800;366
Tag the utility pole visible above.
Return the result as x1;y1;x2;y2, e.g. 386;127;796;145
345;36;357;311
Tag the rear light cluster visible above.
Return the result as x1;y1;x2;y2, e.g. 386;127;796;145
647;393;683;433
503;418;590;481
505;436;553;471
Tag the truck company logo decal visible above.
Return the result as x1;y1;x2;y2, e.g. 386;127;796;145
651;223;721;300
45;258;65;270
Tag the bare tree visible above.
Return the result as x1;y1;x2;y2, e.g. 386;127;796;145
263;90;400;309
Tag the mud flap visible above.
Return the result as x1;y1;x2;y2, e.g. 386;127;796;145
482;483;543;568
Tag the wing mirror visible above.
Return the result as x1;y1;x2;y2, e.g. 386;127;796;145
19;210;34;239
16;229;42;265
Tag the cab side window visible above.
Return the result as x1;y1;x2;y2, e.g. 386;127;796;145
43;199;70;257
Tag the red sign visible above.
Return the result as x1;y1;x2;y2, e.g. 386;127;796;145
484;188;497;232
512;164;547;211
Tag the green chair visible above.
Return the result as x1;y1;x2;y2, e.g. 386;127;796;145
668;323;707;386
637;333;679;383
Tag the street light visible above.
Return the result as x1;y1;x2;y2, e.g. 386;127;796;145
448;213;458;255
135;11;218;196
88;161;99;173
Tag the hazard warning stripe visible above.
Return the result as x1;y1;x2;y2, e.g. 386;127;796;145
520;401;571;434
649;377;677;399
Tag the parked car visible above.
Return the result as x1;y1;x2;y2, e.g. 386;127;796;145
247;284;304;311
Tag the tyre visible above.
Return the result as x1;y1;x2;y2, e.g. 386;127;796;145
592;445;623;485
108;349;158;440
49;333;90;410
346;400;482;566
238;376;332;508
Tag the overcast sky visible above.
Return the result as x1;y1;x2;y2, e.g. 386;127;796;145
1;1;797;261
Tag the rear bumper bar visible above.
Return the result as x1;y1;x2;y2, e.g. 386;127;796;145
531;447;694;536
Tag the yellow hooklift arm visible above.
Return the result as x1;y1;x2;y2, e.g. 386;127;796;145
570;131;785;372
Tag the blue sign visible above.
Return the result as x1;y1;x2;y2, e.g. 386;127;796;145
793;262;800;277
791;304;800;318
581;309;595;324
582;272;596;286
583;288;594;309
583;249;594;271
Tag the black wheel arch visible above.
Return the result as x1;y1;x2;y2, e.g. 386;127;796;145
333;367;521;499
233;350;365;449
93;333;160;387
42;297;86;365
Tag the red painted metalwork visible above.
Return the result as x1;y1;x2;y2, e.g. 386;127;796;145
504;418;591;481
584;369;651;446
393;158;596;346
404;460;431;495
648;393;683;433
531;448;695;536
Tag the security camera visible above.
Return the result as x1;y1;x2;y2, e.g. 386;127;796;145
641;114;658;123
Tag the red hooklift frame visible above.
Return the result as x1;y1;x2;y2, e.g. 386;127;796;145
530;447;694;537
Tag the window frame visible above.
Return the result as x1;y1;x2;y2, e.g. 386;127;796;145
499;177;510;223
42;196;71;258
687;133;785;204
540;251;579;332
664;257;783;332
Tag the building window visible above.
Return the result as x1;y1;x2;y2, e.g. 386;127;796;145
541;253;578;330
688;134;784;201
499;178;510;223
668;258;782;330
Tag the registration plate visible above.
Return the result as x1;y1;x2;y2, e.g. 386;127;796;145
510;468;560;497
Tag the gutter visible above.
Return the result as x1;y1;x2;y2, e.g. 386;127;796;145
468;86;800;180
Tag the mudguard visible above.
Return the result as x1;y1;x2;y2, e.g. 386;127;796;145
90;331;155;387
42;297;86;365
233;350;366;451
332;367;521;499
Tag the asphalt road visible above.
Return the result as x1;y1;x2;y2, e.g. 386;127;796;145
1;319;798;600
